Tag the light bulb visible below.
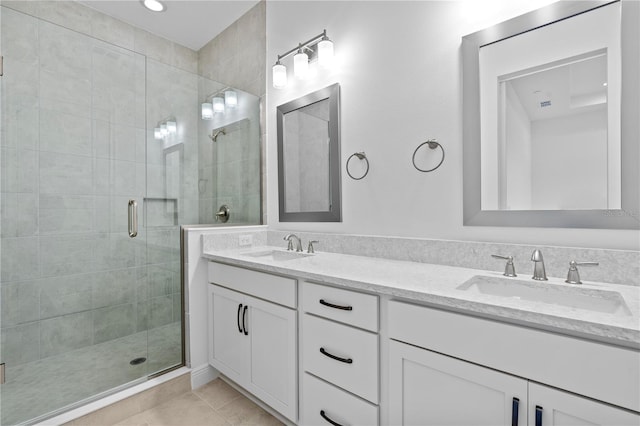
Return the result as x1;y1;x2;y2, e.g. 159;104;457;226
294;50;309;79
273;62;287;89
201;102;213;120
154;127;162;139
142;0;165;12
166;120;176;134
213;96;225;113
225;90;238;108
318;38;334;68
160;123;168;136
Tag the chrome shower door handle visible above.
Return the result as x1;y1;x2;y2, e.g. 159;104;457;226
128;199;138;238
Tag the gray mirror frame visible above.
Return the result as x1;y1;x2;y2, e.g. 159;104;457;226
277;83;342;222
462;0;640;229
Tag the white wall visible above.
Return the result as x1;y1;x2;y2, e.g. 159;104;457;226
503;82;532;210
266;0;639;251
531;109;608;210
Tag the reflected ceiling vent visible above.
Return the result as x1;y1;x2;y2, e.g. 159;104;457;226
534;90;552;108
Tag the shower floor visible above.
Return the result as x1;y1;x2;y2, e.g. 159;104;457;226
1;322;181;425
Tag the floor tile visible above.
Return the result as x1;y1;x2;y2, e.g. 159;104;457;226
216;397;272;425
194;379;243;410
140;392;230;426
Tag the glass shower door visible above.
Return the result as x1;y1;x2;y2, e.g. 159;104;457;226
0;7;169;424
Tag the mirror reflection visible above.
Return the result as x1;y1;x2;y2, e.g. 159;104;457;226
463;0;639;229
277;83;341;222
492;51;614;211
283;98;331;213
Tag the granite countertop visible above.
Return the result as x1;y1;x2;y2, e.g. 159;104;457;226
203;246;640;349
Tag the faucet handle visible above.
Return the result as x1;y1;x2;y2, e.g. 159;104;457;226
307;240;319;254
491;254;517;277
565;260;599;284
283;235;294;251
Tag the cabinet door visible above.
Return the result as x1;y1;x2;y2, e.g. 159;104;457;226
529;382;640;426
389;340;527;426
208;284;249;385
247;295;297;422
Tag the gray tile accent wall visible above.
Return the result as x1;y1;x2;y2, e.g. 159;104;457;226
1;1;198;74
0;6;184;368
267;231;640;286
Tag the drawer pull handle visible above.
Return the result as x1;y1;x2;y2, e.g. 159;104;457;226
320;410;344;426
535;405;543;426
320;347;353;364
242;305;249;335
511;397;519;426
319;299;353;311
237;304;243;333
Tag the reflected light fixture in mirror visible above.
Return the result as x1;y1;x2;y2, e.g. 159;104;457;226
225;90;237;108
154;118;177;141
141;0;165;12
201;88;240;120
272;29;334;89
201;102;213;120
213;96;225;113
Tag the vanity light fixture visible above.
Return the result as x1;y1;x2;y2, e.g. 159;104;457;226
293;45;309;79
154;118;177;141
273;60;287;89
212;96;225;113
141;0;165;12
201;102;214;120
272;29;334;89
224;90;237;108
201;88;240;120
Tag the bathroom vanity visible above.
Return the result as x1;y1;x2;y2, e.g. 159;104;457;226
203;247;640;425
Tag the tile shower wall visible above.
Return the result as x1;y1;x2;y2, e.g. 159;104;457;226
0;4;190;369
197;81;261;226
198;0;266;224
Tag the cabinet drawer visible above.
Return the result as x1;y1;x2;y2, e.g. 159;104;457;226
302;373;378;426
303;314;378;404
208;262;296;308
388;300;640;412
302;281;378;332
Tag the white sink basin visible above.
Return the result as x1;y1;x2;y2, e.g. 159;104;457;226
244;249;313;262
457;275;631;315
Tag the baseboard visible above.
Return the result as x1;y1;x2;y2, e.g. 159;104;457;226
191;363;219;389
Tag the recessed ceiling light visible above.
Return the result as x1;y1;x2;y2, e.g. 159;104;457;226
141;0;166;12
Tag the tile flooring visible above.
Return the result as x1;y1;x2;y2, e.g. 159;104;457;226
113;379;283;426
2;323;182;425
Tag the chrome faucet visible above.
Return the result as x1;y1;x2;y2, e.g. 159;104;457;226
283;234;303;252
491;254;516;277
531;249;548;281
565;260;599;284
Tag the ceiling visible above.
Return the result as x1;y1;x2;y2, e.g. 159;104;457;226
509;53;607;122
80;0;260;51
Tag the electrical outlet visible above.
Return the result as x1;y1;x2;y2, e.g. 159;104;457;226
239;234;253;247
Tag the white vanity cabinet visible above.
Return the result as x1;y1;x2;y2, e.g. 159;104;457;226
388;300;640;426
389;339;527;425
300;281;380;425
527;383;640;426
207;262;298;422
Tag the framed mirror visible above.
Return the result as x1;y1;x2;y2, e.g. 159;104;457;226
462;1;639;229
277;83;341;222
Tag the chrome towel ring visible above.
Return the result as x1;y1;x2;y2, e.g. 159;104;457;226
346;152;370;180
412;139;444;172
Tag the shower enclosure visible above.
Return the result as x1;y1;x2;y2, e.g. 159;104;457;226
0;5;261;424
